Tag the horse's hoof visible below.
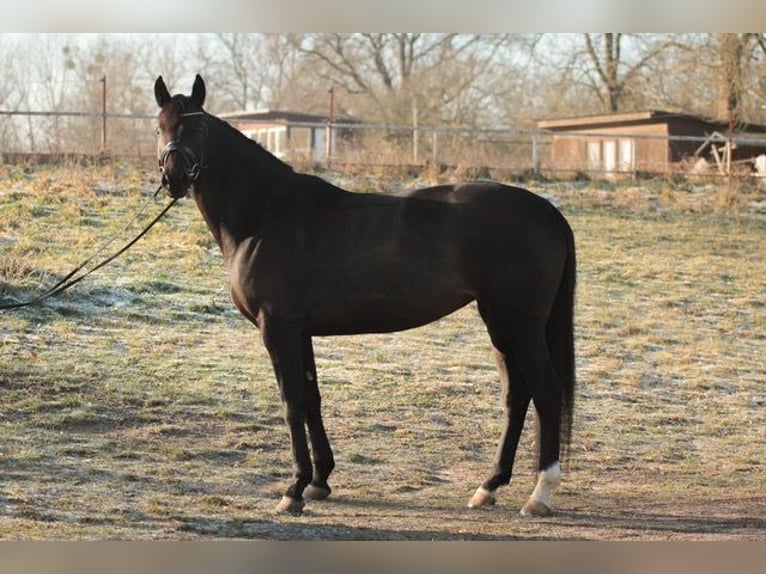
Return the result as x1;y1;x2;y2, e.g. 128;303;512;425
520;498;552;517
467;487;496;509
304;484;331;501
274;496;305;516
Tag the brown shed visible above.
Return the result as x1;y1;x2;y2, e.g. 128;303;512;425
537;110;766;178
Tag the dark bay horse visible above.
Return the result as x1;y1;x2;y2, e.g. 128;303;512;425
154;75;576;517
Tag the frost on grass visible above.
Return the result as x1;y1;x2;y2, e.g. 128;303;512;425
0;163;764;540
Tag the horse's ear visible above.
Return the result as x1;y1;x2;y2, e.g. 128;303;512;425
154;76;171;107
191;74;206;108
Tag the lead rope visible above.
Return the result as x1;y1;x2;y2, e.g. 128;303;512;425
0;186;178;311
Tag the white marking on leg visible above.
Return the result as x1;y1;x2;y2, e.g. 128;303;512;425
467;486;496;508
529;461;561;508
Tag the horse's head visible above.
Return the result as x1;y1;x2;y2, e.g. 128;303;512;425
154;74;207;198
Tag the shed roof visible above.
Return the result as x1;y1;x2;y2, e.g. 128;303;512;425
538;110;766;136
220;109;358;125
536;110;727;131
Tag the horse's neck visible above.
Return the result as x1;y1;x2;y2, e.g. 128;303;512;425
192;126;293;261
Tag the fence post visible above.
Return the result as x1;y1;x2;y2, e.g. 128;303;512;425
412;98;419;164
532;132;539;176
325;87;335;168
100;76;107;154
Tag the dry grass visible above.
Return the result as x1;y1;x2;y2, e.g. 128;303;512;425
0;163;764;540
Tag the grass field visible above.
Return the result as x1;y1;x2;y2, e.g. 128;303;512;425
1;163;764;540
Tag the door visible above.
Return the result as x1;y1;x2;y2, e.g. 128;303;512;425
603;140;617;174
618;138;634;173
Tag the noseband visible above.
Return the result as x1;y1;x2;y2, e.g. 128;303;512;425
158;111;206;184
159;138;201;182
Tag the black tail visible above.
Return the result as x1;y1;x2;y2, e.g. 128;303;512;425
546;215;577;463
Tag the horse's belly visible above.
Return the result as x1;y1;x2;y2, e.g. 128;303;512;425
305;283;474;336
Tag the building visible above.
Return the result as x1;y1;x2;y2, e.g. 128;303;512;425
537;110;766;178
220;109;358;162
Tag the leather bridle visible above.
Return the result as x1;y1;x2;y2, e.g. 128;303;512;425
158;111;207;187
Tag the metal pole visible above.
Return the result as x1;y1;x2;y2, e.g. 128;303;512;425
632;136;637;180
726;103;733;177
326;87;335;167
412;97;418;164
100;76;107;153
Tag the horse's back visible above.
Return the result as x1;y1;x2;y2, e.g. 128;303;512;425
397;181;571;309
394;180;567;247
395;181;567;243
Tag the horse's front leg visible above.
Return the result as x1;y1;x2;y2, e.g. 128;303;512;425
301;335;335;502
261;315;312;516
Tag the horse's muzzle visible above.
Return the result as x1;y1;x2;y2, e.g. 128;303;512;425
159;139;201;198
161;168;196;199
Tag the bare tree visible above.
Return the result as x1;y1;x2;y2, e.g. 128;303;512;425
60;35;158;154
189;34;301;113
289;33;521;126
209;33;260;110
12;35;75;152
7;33;764;157
716;33;766;125
291;32;439;123
0;35;29;150
639;33;766;124
258;34;316;111
135;34;194;108
293;33;439;97
577;33;689;113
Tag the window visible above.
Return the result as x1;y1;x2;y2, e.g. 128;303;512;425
289;127;312;155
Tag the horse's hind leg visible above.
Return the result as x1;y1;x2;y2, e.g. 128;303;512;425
470;304;563;516
468;345;531;509
510;326;564;517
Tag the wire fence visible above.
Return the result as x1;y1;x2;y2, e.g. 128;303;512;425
3;108;766;181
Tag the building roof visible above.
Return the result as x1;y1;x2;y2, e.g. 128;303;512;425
537;109;766;134
220;109;358;125
536;110;726;131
